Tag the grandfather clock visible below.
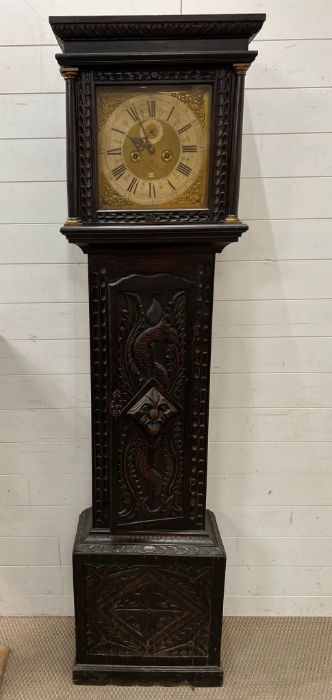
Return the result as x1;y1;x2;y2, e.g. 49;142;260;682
50;14;265;686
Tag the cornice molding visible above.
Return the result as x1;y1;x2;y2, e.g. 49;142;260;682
60;222;248;253
50;14;266;49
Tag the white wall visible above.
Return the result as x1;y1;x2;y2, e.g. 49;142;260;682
0;0;331;616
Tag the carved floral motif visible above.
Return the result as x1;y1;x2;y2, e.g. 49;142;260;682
113;288;187;525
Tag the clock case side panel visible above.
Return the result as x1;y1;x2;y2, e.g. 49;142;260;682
75;66;235;226
89;250;215;533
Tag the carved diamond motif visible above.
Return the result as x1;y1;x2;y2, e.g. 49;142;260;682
128;386;177;437
85;564;213;657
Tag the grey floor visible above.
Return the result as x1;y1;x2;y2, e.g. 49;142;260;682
0;617;331;700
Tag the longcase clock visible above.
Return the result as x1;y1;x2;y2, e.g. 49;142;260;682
50;13;265;687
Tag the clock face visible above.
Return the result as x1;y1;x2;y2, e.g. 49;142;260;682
96;85;212;210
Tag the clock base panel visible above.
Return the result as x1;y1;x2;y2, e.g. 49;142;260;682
73;507;226;687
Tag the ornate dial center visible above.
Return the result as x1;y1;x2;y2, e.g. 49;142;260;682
140;118;164;143
97;86;211;209
122;119;181;181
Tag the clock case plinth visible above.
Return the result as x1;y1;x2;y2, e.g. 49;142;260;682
73;507;226;686
50;14;265;687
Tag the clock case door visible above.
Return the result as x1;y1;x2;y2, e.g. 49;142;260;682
90;251;214;533
109;270;195;531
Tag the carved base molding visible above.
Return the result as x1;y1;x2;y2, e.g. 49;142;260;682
73;508;226;687
73;662;223;687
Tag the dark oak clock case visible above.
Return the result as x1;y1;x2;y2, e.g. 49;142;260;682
50;14;265;687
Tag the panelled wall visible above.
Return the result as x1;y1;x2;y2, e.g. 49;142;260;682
0;0;331;615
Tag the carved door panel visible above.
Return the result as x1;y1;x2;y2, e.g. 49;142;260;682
83;561;214;661
109;273;194;531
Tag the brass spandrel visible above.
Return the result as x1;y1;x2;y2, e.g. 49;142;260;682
98;93;130;132
160;169;206;210
99;171;130;209
169;90;207;128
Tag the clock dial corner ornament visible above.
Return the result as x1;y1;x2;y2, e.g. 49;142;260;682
97;85;211;210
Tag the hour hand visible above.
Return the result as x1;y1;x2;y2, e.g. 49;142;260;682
128;135;155;154
128;136;145;151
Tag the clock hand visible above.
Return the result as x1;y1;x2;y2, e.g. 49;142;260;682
144;140;155;155
127;135;155;154
136;118;155;153
128;136;145;151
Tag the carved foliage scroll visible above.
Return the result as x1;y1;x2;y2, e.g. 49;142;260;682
89;260;214;531
110;276;189;528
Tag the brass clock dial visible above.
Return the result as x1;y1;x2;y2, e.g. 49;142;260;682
97;85;211;210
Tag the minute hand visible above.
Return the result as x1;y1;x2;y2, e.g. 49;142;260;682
137;118;155;154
